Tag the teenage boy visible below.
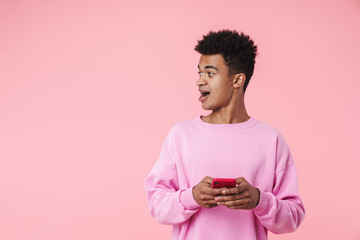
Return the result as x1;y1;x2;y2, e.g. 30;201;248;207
144;29;305;240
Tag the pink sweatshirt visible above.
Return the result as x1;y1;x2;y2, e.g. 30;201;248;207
144;116;305;240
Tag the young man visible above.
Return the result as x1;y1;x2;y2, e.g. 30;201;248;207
144;30;305;240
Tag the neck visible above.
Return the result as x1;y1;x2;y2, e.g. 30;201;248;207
202;96;250;124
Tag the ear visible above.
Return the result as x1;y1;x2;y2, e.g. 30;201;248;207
233;73;246;89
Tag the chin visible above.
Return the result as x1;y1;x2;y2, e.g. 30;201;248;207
201;105;214;111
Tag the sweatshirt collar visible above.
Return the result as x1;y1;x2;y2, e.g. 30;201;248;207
193;115;258;132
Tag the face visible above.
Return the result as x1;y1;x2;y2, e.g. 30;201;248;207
196;54;236;111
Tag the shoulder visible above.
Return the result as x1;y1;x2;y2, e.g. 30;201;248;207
168;117;196;134
252;119;292;153
252;118;284;139
255;120;294;168
161;117;196;145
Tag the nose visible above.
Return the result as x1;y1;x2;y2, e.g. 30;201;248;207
196;75;206;86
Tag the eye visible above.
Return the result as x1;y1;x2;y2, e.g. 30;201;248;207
208;72;214;77
198;72;203;76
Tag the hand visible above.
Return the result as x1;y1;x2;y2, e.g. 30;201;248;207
214;177;260;210
192;176;225;208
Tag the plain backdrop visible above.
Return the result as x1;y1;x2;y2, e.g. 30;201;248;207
1;0;360;239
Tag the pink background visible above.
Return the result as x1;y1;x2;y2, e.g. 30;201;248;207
1;0;360;239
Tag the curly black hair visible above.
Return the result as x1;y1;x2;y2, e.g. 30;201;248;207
195;29;257;93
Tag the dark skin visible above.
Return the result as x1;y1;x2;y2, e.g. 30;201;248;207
193;54;260;210
192;176;260;210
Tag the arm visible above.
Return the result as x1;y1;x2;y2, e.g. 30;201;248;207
215;134;305;234
253;134;305;233
253;166;305;234
144;129;200;225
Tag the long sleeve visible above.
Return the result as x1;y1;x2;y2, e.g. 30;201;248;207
254;133;305;233
144;128;200;225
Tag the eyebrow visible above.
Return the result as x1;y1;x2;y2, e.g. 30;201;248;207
198;65;218;71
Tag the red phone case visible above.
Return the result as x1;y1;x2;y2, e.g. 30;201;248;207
211;178;236;188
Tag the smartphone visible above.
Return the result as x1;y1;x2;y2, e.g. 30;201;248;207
211;178;236;188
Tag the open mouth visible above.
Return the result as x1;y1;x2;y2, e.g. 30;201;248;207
199;91;210;102
201;91;210;97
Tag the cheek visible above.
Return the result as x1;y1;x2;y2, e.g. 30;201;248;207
211;91;229;103
217;84;232;98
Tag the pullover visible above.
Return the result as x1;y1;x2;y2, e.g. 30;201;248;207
144;116;305;240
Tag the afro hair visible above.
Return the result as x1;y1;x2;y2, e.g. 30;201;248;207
195;29;257;93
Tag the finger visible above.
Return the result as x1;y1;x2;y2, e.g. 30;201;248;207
202;176;213;184
235;177;246;185
202;186;224;196
217;198;250;207
202;199;219;205
209;188;225;196
203;204;218;208
220;186;239;195
214;193;243;202
237;181;251;194
196;192;217;201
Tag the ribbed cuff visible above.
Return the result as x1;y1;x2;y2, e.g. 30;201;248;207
179;187;200;210
254;189;271;215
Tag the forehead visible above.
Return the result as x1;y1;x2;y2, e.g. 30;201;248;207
198;54;227;69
